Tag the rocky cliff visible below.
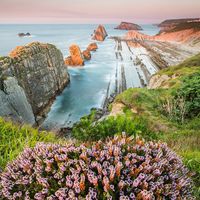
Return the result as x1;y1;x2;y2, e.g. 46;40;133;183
158;18;200;32
125;24;200;47
0;42;70;124
115;22;143;30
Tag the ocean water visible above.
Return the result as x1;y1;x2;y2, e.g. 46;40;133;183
0;24;159;129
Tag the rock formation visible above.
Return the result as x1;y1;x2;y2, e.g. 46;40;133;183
87;43;98;51
125;22;200;47
92;25;108;41
0;42;70;124
158;18;200;32
18;32;31;37
0;76;35;125
125;31;151;41
64;45;84;66
148;74;171;89
65;43;98;66
115;22;143;30
82;50;91;60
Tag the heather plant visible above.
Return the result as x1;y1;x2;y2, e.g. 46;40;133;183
0;134;194;199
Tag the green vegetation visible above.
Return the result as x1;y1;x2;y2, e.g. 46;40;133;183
72;53;200;197
72;110;156;141
0;118;64;168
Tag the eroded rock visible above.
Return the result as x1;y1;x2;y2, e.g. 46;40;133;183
0;77;35;124
0;42;70;124
87;43;98;51
65;45;84;66
92;25;108;41
148;74;170;89
82;50;91;60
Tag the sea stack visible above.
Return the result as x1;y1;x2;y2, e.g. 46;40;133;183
87;43;98;51
0;42;70;124
65;45;85;66
115;22;143;30
82;50;91;60
92;25;108;41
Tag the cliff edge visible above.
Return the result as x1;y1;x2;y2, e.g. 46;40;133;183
0;42;70;124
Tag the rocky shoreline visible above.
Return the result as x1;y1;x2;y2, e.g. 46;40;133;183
0;21;199;132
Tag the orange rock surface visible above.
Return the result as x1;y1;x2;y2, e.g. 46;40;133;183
92;25;108;41
87;43;98;51
125;28;200;46
65;45;84;66
82;50;91;60
155;29;200;43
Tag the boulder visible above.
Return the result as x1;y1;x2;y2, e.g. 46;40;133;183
0;42;70;124
82;50;91;60
115;22;143;30
148;74;170;89
65;45;84;66
87;43;98;51
92;25;108;41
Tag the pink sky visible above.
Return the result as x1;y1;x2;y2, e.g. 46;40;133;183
0;0;199;24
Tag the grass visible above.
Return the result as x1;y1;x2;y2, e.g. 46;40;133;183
0;118;65;169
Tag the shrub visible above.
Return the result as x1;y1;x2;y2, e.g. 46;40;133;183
159;72;200;123
176;72;200;119
72;114;154;141
0;134;194;199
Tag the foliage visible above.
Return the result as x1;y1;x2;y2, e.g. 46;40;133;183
0;134;194;199
176;72;200;118
160;72;200;123
0;118;62;169
72;111;155;142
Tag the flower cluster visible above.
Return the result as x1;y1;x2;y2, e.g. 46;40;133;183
0;134;194;199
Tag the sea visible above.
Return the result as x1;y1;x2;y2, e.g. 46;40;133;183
0;24;159;129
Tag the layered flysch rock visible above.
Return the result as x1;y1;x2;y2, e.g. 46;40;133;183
115;22;143;30
92;25;108;41
0;42;70;124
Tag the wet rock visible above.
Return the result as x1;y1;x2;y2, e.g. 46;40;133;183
92;25;108;41
115;22;143;30
82;50;91;60
87;43;98;51
65;44;84;66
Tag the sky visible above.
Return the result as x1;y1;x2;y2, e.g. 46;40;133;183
0;0;199;24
